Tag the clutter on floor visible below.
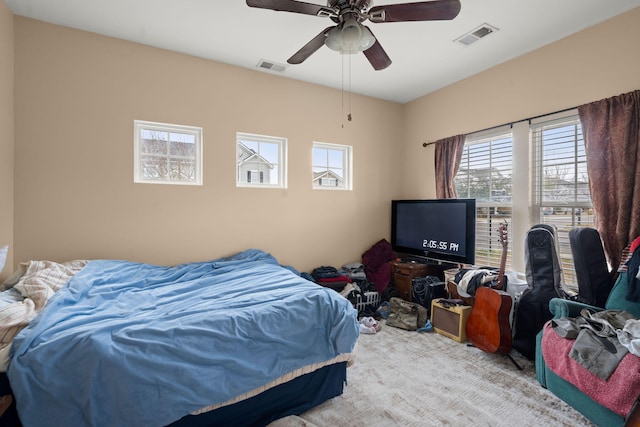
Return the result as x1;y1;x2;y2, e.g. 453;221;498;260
358;317;381;334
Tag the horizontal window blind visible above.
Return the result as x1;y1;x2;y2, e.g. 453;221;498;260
531;112;594;292
456;131;513;269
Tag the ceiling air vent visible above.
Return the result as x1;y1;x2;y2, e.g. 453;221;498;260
257;59;287;73
454;23;498;46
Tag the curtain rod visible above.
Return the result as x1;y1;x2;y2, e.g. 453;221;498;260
422;105;578;148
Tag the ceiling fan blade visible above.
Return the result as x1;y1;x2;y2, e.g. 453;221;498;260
288;27;334;64
362;28;392;70
369;0;461;23
246;0;334;17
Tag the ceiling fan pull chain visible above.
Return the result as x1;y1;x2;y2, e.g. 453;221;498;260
348;52;353;122
341;53;345;128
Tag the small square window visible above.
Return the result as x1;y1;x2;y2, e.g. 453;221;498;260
236;133;287;188
313;142;352;190
134;120;202;185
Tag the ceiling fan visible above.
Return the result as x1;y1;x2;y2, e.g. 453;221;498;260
246;0;461;71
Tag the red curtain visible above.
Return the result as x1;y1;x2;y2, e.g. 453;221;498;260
578;89;640;269
434;134;466;199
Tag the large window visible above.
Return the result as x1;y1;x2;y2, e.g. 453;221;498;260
236;133;287;188
134;120;202;185
312;142;352;190
531;112;594;290
454;111;594;291
455;129;513;269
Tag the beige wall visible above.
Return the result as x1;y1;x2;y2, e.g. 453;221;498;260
13;18;404;272
10;8;640;274
402;7;640;271
403;7;640;198
0;2;14;281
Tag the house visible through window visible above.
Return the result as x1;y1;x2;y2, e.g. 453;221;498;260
319;177;338;187
134;120;202;185
313;142;352;190
455;129;513;269
247;170;264;184
236;133;287;188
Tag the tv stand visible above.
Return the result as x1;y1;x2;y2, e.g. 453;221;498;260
400;257;431;264
400;257;456;269
389;260;446;302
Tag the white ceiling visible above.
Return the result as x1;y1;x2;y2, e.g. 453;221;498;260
6;0;640;104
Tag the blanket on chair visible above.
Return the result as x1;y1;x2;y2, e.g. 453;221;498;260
541;322;640;416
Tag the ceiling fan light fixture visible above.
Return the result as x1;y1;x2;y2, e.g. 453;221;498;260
341;18;362;48
325;27;343;52
325;20;374;54
359;26;375;51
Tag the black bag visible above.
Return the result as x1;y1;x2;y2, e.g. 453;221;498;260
412;276;446;315
513;224;567;360
569;227;614;308
311;266;340;281
381;285;400;302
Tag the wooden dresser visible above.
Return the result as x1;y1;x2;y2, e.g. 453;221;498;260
390;260;445;302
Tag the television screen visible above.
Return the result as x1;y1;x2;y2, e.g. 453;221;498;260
391;199;476;266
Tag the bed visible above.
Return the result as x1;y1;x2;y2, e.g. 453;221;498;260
0;249;359;426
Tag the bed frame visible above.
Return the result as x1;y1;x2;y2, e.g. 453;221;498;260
0;362;347;426
171;362;347;427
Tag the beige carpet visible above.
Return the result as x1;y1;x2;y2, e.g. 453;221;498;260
270;320;593;427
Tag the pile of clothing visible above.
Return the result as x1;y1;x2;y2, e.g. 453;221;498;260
309;266;352;290
551;308;640;380
305;263;385;327
454;267;499;297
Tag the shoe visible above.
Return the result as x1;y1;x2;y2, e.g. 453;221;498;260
360;316;381;332
359;323;377;334
359;317;381;334
377;301;390;319
417;319;433;333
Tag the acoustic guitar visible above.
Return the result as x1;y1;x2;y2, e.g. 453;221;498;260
495;221;508;290
465;222;513;354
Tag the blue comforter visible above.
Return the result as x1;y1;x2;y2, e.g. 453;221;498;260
8;250;359;427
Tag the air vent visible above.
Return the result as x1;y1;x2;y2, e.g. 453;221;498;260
454;23;498;46
256;59;287;73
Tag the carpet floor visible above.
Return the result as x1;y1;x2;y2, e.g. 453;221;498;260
270;320;593;426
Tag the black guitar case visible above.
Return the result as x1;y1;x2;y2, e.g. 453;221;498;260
569;227;613;308
513;224;566;360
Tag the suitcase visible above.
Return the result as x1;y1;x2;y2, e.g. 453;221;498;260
569;227;614;308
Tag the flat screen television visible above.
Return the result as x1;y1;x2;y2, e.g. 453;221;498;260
391;199;476;266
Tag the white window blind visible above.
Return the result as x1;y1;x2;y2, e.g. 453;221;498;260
531;112;594;291
455;130;513;268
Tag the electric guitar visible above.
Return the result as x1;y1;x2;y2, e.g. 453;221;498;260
465;221;512;354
